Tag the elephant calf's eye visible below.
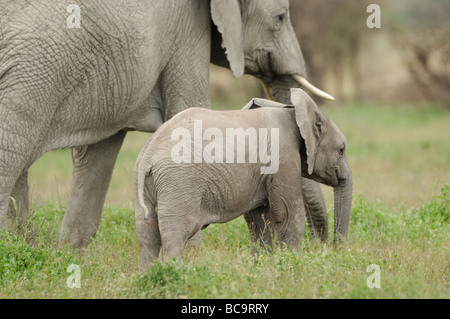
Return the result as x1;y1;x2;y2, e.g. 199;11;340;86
277;12;287;22
339;147;345;156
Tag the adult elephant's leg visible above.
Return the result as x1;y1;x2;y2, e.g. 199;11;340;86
8;170;36;246
1;170;31;232
0;109;45;233
57;131;127;249
301;178;328;242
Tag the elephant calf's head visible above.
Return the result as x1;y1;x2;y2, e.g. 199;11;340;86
292;89;350;188
291;88;353;243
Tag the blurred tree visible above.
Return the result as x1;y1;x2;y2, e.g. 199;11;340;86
400;30;450;108
289;0;450;106
387;0;450;107
290;0;372;101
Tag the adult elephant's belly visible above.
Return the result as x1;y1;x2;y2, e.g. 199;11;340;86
43;126;122;152
41;76;155;151
42;102;136;152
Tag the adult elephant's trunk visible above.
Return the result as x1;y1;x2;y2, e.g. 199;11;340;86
333;171;353;244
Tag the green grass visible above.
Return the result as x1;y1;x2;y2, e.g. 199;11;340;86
1;185;448;298
2;101;449;298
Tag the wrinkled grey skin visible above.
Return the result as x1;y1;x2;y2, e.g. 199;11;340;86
135;88;352;269
0;0;328;248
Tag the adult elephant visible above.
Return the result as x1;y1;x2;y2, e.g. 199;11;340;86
0;0;332;247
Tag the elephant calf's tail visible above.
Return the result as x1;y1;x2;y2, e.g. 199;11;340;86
136;166;151;223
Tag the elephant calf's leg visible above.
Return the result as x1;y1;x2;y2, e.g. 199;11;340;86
157;207;200;262
160;230;186;262
267;176;305;249
244;206;274;255
185;230;202;250
136;202;161;270
57;131;127;249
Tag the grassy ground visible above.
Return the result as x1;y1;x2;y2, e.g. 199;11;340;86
1;101;449;298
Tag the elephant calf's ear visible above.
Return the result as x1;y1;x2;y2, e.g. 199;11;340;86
211;0;245;78
242;99;260;110
291;88;319;175
242;98;289;110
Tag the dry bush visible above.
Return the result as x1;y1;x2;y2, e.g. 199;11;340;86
398;30;450;108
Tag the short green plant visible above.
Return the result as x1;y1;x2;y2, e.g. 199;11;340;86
0;191;448;298
414;184;449;225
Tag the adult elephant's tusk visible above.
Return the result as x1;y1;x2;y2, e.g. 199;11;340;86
261;81;274;100
292;74;335;101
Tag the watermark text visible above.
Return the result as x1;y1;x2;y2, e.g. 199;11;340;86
171;120;279;174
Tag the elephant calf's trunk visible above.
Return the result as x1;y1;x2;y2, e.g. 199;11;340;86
333;173;353;245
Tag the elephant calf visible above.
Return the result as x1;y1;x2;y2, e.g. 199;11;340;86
134;88;352;269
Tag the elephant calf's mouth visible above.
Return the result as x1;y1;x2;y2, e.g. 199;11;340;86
305;169;338;188
335;169;352;187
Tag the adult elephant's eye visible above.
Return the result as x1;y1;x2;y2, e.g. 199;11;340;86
315;121;322;135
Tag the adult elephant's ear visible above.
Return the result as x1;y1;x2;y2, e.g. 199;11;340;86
211;0;244;78
291;88;321;175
